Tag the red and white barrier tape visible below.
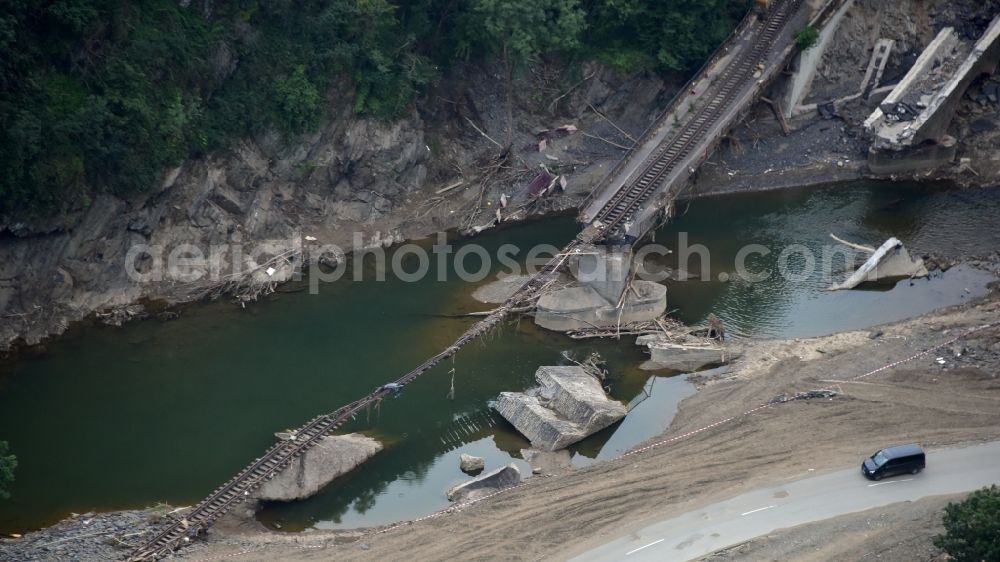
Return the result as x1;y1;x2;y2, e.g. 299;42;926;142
847;320;1000;381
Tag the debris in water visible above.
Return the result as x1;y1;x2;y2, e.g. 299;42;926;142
828;236;928;290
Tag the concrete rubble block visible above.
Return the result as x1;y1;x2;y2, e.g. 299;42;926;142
535;366;627;435
446;463;521;502
254;433;383;503
637;334;740;372
494;366;627;451
829;237;928;290
494;392;588;451
520;448;573;474
535;244;665;332
864;15;1000;173
459;453;485;474
534;285;611;331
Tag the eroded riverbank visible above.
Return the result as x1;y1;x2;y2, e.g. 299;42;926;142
1;182;999;562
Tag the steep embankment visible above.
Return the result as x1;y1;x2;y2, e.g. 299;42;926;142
1;0;750;351
0;58;674;351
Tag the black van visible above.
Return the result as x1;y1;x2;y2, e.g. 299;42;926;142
861;443;925;480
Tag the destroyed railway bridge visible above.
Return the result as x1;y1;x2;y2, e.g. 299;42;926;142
128;0;818;558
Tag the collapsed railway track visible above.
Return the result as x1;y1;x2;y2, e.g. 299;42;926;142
127;1;802;559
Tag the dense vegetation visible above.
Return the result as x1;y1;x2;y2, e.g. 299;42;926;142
0;441;15;499
0;0;747;217
934;485;1000;561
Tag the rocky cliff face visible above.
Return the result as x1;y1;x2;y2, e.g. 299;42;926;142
0;62;671;351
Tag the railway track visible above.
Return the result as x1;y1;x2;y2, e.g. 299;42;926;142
127;2;801;559
594;0;801;230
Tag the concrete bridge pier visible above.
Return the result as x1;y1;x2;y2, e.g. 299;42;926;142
534;244;666;332
864;15;1000;174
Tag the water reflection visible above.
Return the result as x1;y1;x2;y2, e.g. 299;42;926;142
1;182;997;534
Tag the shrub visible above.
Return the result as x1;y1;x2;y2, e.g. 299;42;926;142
933;485;1000;562
795;25;819;50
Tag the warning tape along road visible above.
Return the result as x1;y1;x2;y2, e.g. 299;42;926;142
845;320;1000;382
623;403;774;458
183;318;1000;562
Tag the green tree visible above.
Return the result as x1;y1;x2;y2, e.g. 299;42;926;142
795;24;819;50
933;485;1000;562
0;0;752;218
470;0;586;144
274;65;321;133
0;441;15;500
473;0;586;60
582;0;749;73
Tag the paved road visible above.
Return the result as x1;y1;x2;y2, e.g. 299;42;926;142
570;441;1000;562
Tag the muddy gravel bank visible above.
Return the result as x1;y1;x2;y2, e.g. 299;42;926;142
0;509;165;562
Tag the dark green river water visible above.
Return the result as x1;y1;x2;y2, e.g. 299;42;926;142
0;181;996;534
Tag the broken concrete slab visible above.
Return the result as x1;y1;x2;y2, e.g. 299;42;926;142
534;285;611;331
520;448;572;474
829;237;928;290
864;15;1000;173
637;334;740;372
447;463;521;502
494;365;626;451
218;433;382;526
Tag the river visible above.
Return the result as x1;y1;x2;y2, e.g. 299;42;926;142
0;181;996;534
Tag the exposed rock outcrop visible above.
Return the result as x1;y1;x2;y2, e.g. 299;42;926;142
0;60;672;352
447;463;521;502
494;365;626;451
